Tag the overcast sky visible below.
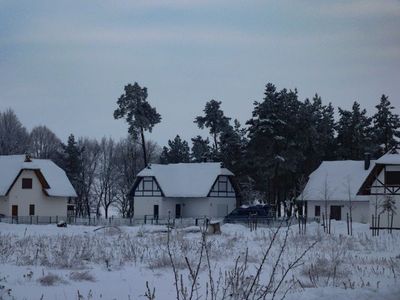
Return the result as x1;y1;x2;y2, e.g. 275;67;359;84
1;0;399;146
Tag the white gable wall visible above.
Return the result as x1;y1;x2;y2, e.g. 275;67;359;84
5;170;69;217
307;200;369;223
134;196;236;218
0;196;7;215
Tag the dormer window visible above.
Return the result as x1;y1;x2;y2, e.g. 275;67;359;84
385;171;400;186
22;178;32;189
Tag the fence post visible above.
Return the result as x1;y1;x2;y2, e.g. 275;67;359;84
144;215;147;224
49;216;52;224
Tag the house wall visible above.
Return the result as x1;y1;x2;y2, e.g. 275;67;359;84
134;196;236;218
134;196;163;218
6;170;69;217
307;200;370;223
369;165;400;228
0;196;7;216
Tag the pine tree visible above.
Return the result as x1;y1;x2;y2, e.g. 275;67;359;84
300;95;336;175
336;101;373;159
372;94;400;153
194;100;231;153
62;134;84;215
160;135;190;164
191;136;212;162
246;83;304;213
114;82;161;167
219;119;247;175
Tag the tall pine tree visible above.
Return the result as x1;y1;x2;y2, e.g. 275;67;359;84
194;100;231;155
191;136;212;162
372;94;400;153
114;82;161;167
336;101;373;159
160;135;190;164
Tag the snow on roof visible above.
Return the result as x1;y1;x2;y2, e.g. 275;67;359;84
136;162;234;197
0;155;77;197
299;160;374;202
375;147;400;165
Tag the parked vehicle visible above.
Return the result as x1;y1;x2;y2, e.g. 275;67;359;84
224;205;274;223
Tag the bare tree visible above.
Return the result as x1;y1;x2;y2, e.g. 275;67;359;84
78;137;101;217
114;138;141;217
380;195;396;229
320;175;332;232
29;125;62;160
94;137;118;218
0;108;29;155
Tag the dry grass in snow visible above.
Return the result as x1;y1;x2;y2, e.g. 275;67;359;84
0;221;399;299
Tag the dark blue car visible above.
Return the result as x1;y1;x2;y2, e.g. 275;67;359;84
224;205;274;223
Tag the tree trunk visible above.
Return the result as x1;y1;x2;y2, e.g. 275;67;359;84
140;128;148;166
105;204;109;219
213;133;218;153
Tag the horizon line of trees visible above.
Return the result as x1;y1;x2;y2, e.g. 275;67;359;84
1;82;399;217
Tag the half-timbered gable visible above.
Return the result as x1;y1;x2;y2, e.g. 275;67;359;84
134;176;163;197
208;175;236;198
358;147;400;228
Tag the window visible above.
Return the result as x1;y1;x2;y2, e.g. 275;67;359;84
385;171;400;185
29;204;35;216
67;205;75;217
315;205;320;217
22;178;32;189
134;177;162;197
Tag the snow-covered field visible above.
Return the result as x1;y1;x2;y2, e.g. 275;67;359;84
1;221;400;300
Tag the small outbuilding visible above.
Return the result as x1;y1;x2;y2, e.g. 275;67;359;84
299;159;374;223
130;162;238;219
0;155;77;218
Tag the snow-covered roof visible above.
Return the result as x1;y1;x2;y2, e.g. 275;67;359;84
375;147;400;165
136;162;234;197
299;160;374;202
0;155;77;197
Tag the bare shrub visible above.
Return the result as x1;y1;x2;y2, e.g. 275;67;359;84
69;271;96;282
38;273;66;286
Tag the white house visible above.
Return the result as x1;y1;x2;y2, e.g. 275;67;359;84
0;155;77;218
358;147;400;229
130;162;238;219
299;159;374;223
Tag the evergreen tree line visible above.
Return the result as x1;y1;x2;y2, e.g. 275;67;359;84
1;82;399;217
157;83;400;212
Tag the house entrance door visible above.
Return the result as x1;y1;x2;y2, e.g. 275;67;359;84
175;204;181;218
330;206;341;221
153;205;159;219
12;205;18;217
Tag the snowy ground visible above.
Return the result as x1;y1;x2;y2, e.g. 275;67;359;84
1;221;400;300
